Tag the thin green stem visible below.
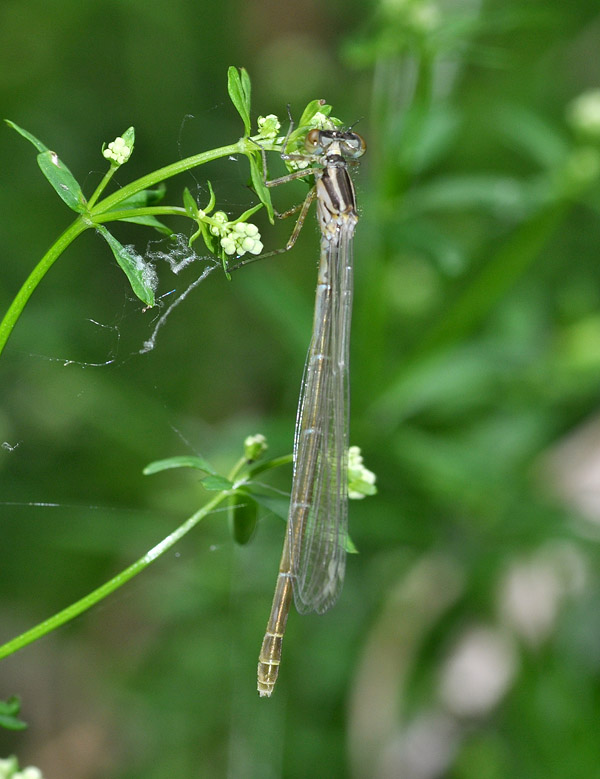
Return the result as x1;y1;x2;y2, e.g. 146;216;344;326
0;445;272;658
87;165;118;209
228;455;251;482
0;217;89;358
247;454;293;479
0;490;226;660
1;137;280;358
93;206;188;223
92;139;276;216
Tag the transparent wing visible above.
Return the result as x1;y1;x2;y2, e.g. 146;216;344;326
287;223;354;615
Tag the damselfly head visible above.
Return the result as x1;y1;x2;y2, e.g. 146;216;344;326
305;129;366;160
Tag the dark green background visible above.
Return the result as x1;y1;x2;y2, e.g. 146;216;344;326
2;1;600;777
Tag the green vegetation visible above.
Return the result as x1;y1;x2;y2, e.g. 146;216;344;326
1;1;600;777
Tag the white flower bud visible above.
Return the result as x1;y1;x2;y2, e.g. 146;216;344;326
348;445;377;499
244;433;268;460
103;136;132;165
257;114;281;139
221;236;236;255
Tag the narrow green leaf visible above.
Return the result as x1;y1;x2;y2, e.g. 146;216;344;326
37;150;86;212
298;99;331;128
201;474;233;491
234;202;264;224
406;175;532;216
227;66;251;136
345;535;358;554
496;104;569;170
249;154;274;222
241;486;289;520
246;453;293;479
229;495;258;545
96;225;155;307
117;215;172;234
195;222;216;254
5;119;49;153
0;695;22;715
0;696;27;731
121;126;135;151
143;455;218;475
0;712;28;731
240;67;251;110
238;483;357;550
108;185;166;209
183;187;198;218
204;179;216;213
100;186;169;231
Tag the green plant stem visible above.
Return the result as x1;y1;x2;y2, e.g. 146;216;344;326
247;454;293;479
0;449;254;659
1;136;278;359
0;218;88;356
0;491;226;660
87;165;118;209
92;139;273;216
93;206;188;223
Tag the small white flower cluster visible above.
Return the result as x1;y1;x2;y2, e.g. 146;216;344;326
287;157;311;172
310;112;333;130
244;433;268;461
0;757;43;779
209;212;263;257
103;136;132;165
347;445;377;499
256;114;281;139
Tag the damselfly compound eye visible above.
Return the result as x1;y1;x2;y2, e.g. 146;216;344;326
305;129;321;153
344;133;367;159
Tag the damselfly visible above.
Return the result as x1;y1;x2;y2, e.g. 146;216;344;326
252;122;366;697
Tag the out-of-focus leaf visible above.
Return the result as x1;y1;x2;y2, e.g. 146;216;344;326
143;455;218;476
405;175;536;218
201;475;233;491
496;103;570;170
390;219;468;277
0;696;27;731
373;342;521;424
409;107;461;174
345;535;358;554
233;270;312;355
229;495;258;545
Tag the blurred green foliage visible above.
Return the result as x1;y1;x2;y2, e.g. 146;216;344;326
2;0;600;777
